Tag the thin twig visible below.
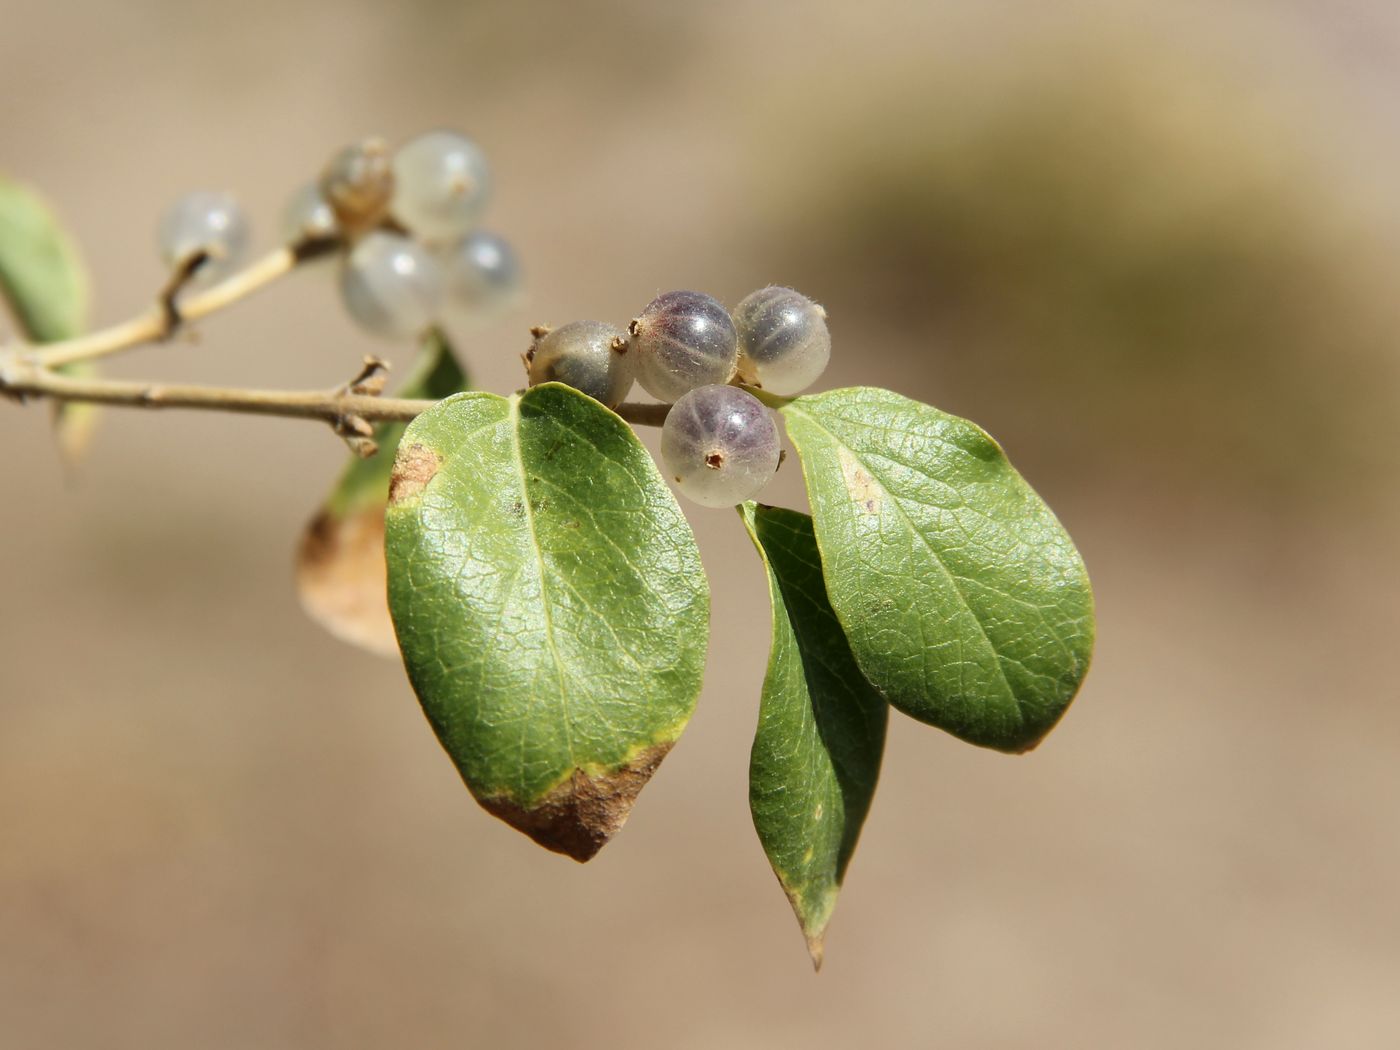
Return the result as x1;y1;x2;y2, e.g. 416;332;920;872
157;249;212;334
616;401;669;427
0;356;430;423
0;357;671;437
13;246;302;371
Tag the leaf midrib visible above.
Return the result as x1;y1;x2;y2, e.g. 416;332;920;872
509;396;577;773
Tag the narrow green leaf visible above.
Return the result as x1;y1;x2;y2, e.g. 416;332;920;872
0;175;88;342
0;174;95;460
782;387;1094;753
297;329;468;656
385;382;710;860
740;503;887;970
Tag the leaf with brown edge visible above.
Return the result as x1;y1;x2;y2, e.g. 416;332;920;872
384;384;709;860
296;504;397;655
0;174;95;465
477;742;672;862
296;329;466;656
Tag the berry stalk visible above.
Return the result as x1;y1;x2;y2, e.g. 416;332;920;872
10;244;314;371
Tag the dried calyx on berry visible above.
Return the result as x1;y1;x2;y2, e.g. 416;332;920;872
320;138;395;236
525;321;635;409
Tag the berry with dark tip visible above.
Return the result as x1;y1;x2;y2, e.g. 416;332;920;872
660;385;780;507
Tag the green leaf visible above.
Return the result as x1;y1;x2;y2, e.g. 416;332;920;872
740;503;887;970
781;387;1094;753
297;330;468;656
384;382;710;860
0;175;88;342
0;174;95;461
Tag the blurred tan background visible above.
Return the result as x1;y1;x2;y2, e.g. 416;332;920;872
4;1;1400;1046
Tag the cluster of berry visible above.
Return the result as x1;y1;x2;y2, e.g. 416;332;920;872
526;286;831;507
156;131;521;338
156;132;830;510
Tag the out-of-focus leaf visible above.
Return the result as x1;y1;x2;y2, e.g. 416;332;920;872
740;503;886;969
296;329;467;656
0;175;87;342
384;383;709;861
0;174;95;462
782;386;1095;753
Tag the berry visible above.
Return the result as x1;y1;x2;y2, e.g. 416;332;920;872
391;130;491;242
441;231;521;324
320;138;394;233
733;286;830;395
660;385;780;507
157;191;249;285
281;182;339;244
339;232;443;339
629;290;738;403
527;321;634;408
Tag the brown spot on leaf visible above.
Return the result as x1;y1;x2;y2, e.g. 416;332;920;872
295;506;398;657
477;742;673;862
388;443;441;505
838;447;882;514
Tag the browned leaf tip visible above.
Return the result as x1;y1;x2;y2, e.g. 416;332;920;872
295;506;399;657
388;442;441;506
478;742;673;862
52;402;99;471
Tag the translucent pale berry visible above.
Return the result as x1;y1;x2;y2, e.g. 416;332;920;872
733;286;831;395
281;182;339;244
441;231;521;324
320;138;394;232
527;321;634;408
629;290;738;403
339;232;443;339
157;191;249;285
391;130;491;242
661;385;780;508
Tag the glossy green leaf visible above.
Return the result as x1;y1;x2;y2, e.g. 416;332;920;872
740;503;886;970
385;382;709;860
782;387;1094;753
297;330;469;656
0;174;95;460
